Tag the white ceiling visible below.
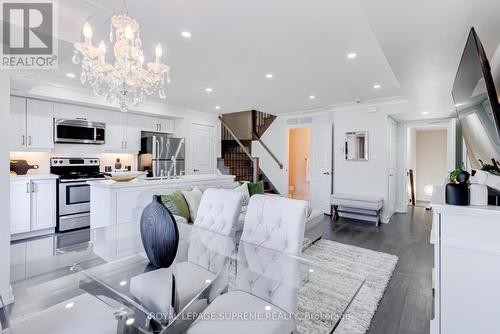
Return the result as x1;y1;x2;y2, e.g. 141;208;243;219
9;0;500;120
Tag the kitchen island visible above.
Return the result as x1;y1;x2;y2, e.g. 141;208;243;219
89;174;235;229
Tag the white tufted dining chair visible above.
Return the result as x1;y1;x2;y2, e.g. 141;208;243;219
174;188;246;311
186;195;311;334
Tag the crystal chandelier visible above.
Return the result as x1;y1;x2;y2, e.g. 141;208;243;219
73;0;170;112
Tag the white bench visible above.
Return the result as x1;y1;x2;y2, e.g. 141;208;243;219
331;193;384;226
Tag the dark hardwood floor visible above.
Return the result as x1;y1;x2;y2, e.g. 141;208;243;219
320;206;433;334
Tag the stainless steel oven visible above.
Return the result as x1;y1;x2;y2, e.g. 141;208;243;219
58;179;98;231
54;119;105;145
51;158;104;232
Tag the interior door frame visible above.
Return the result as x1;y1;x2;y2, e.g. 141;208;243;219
398;118;456;213
284;124;313;199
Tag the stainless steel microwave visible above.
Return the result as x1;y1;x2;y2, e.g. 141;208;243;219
54;119;105;144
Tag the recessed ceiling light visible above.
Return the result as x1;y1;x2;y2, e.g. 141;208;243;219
308;95;316;100
65;302;75;309
125;318;135;326
422;111;429;115
119;280;127;286
347;53;357;59
181;31;192;38
265;73;273;79
215;105;221;110
205;279;212;283
66;72;76;78
265;305;272;311
373;84;381;89
205;87;213;93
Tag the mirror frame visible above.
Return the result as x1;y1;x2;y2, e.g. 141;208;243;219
345;131;369;161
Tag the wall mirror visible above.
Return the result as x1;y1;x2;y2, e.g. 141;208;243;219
345;131;369;161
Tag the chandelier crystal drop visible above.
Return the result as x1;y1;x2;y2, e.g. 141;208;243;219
73;0;170;112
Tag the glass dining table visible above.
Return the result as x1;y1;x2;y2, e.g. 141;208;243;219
1;221;365;334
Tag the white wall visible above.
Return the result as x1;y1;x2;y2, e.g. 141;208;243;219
0;73;12;303
331;107;392;222
416;129;448;201
253;102;407;223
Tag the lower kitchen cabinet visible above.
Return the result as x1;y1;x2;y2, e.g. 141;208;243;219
10;177;57;237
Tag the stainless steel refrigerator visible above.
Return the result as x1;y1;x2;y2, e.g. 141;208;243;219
138;132;185;177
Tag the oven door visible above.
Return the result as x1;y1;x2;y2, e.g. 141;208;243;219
59;181;91;216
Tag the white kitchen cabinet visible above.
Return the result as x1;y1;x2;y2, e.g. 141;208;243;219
10;180;31;234
53;103;106;123
9;97;54;151
105;111;141;153
10;177;57;236
125;114;141;152
106;111;126;151
9;96;27;151
26;99;54;150
141;115;175;133
30;179;57;231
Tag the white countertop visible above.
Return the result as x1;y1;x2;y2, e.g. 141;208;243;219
87;174;235;189
431;185;500;217
10;174;59;181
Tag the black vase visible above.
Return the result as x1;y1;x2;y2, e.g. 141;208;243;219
140;195;179;268
445;183;470;206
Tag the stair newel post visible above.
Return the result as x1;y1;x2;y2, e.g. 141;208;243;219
253;157;259;183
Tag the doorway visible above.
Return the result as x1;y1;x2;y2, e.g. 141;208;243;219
406;126;448;207
287;127;311;200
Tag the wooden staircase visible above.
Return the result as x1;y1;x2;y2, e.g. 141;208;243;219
219;110;279;194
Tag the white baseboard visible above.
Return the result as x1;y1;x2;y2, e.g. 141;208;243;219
1;285;14;305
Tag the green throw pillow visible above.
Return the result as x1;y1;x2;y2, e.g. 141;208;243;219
161;190;190;221
240;181;265;196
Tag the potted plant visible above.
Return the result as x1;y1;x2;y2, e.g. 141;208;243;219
446;165;470;206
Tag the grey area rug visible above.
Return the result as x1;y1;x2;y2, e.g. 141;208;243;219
298;239;398;333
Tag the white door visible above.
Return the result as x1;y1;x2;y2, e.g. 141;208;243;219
26;99;54;150
191;123;215;174
387;118;397;218
106;111;126;151
31;179;56;231
310;123;333;214
10;180;31;234
9;96;27;150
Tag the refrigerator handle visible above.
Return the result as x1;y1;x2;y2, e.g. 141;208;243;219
152;135;158;158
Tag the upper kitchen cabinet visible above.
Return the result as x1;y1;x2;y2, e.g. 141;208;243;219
9;96;27;151
105;111;141;153
26;99;54;150
141;115;175;133
53;103;107;123
9;97;54;151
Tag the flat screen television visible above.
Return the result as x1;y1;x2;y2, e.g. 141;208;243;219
452;27;500;170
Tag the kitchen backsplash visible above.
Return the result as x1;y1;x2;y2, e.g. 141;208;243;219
10;149;137;175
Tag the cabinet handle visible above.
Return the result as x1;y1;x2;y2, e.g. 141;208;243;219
121;141;124;149
28;135;32;146
159;124;162;131
26;182;30;193
21;135;25;146
193;169;200;172
125;141;128;149
31;182;35;193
